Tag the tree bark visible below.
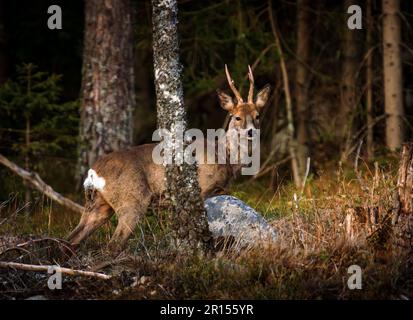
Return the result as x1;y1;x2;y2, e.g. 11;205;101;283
394;143;413;253
382;0;404;151
295;0;311;174
151;0;212;250
340;0;358;142
366;0;374;160
78;0;135;184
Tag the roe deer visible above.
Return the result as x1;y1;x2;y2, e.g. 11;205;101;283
67;65;270;251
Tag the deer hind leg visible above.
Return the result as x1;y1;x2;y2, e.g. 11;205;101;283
67;193;114;246
108;195;151;253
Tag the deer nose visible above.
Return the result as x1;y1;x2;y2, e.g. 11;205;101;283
247;129;253;137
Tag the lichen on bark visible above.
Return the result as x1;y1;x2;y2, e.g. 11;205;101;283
151;0;212;250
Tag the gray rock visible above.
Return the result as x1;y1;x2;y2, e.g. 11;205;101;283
204;195;277;247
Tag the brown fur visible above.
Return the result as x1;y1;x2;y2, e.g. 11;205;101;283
67;67;270;252
67;144;236;251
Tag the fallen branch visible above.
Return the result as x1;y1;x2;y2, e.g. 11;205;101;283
0;261;111;280
0;154;84;214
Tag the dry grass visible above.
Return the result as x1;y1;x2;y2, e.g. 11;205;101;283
0;158;413;299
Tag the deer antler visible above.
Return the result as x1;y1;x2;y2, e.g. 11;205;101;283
247;65;254;104
225;64;243;103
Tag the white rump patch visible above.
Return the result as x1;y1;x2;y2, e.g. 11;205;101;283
83;169;106;191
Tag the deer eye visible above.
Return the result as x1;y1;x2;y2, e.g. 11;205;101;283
255;114;260;120
235;116;241;121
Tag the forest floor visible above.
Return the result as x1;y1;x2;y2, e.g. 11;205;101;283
1;156;413;300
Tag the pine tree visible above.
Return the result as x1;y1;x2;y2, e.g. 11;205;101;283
78;0;135;184
0;63;78;205
295;0;311;174
382;0;404;150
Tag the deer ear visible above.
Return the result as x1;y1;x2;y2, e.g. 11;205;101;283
217;89;235;112
255;84;271;109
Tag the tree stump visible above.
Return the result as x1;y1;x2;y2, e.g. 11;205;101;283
394;143;413;253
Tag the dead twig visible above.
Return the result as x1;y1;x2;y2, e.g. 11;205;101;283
300;157;311;196
15;237;79;260
0;261;112;280
354;139;363;175
251;156;292;180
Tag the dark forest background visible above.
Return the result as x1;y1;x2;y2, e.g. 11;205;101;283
1;0;413;204
1;0;413;300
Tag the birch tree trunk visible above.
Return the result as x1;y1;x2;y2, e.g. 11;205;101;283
295;0;311;174
340;0;358;142
78;0;135;183
382;0;404;151
151;0;212;250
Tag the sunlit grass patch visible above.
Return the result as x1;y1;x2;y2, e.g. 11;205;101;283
0;160;412;299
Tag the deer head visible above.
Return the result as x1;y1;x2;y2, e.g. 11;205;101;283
217;65;271;139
